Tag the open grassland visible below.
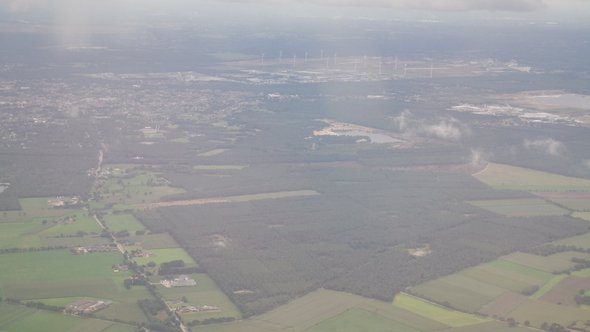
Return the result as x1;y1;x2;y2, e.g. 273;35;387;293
508;299;590;327
0;250;121;284
474;163;590;191
306;308;419;332
460;260;553;293
0;197;74;224
468;199;568;217
538;276;590;306
133;247;197;267
0;309;80;332
555;232;590;249
0;302;136;332
534;192;590;211
478;292;528;317
529;275;568;299
103;213;145;233
410;274;504;312
39;212;101;237
193;165;247;171
194;288;449;332
0;221;48;248
129;233;180;249
502;251;590;273
95;170;185;206
159;274;240;321
392;293;487;327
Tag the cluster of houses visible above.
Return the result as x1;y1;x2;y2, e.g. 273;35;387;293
160;275;197;288
176;305;219;314
64;299;111;315
47;196;81;208
70;244;118;255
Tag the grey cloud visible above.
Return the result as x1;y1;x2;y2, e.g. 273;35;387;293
523;138;566;156
469;149;492;167
1;0;548;13
422;120;466;141
295;0;546;12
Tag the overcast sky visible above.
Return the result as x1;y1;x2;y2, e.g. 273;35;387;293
0;0;588;46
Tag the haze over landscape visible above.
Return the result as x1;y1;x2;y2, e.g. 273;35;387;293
1;1;590;332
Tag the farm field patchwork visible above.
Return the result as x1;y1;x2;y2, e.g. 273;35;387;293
534;192;590;211
103;213;145;233
474;163;590;192
133;247;197;267
158;273;241;321
468;199;567;217
392;293;487;327
306;308;419;332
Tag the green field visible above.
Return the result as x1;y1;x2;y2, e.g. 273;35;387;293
410;274;504;312
0;198;74;224
193;165;247;171
508;299;590;327
133;247;197;267
468;199;568;217
529;275;568;299
474;163;590;191
0;302;138;332
555;232;590;249
103;213;145;233
94;170;184;207
159;274;240;321
393;293;487;327
501;251;590;273
129;233;180;249
0;250;122;284
307;308;419;332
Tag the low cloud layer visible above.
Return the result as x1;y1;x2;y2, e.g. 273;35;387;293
295;0;546;12
524;138;566;156
391;111;469;142
0;0;555;13
470;148;492;167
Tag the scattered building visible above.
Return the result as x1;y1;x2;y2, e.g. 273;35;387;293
176;305;219;314
161;275;197;288
71;244;117;255
64;299;111;315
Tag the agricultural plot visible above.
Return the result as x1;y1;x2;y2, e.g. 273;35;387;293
508;299;590;327
0;302;134;332
0;197;74;224
193;165;247;171
410;274;504;312
529;275;568;299
158;273;240;321
94;170;184;207
127;232;180;250
133;247;197;267
539;276;590;306
478;292;528;317
468;199;567;217
474;163;590;192
306;308;419;332
0;250;122;284
392;293;488;327
501;252;590;273
555;232;590;249
534;192;590;211
103;213;145;233
464;260;553;293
